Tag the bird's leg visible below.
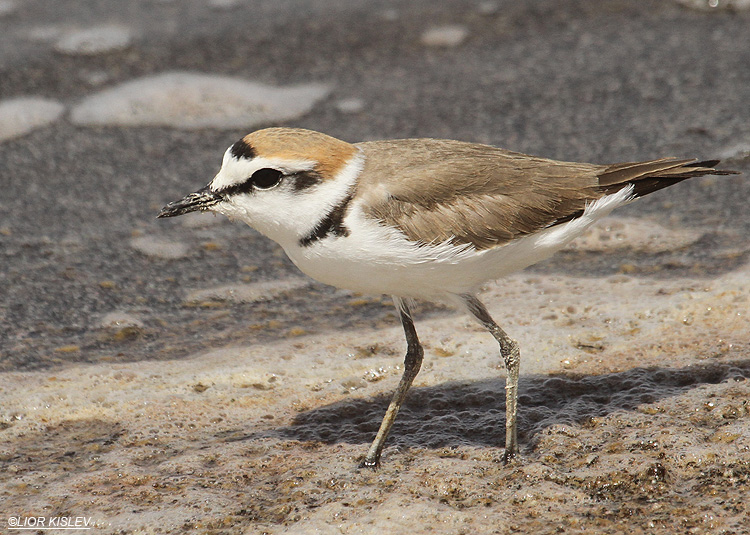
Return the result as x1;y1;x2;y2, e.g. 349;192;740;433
360;297;423;469
461;294;520;462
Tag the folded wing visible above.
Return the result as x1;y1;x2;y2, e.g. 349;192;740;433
356;138;736;250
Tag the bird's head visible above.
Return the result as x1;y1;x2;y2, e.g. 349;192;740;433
158;127;362;246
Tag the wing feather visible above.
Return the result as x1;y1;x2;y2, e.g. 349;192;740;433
356;139;601;249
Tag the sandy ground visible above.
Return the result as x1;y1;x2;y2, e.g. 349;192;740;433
2;263;749;533
1;1;749;534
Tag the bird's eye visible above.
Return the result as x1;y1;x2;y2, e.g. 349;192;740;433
251;168;283;189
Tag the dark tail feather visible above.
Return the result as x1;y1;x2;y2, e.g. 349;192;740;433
686;159;720;168
598;158;739;198
550;158;739;227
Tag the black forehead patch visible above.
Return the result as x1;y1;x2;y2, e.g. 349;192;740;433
230;139;256;160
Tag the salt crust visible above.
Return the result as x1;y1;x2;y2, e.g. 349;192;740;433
420;25;469;47
185;278;312;304
0;0;16;17
54;25;133;55
129;235;190;260
674;0;750;10
566;216;702;253
69;72;331;129
0;98;65;142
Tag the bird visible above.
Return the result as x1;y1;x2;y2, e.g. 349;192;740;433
158;127;738;468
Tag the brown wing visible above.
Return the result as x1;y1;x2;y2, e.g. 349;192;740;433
355;139;736;250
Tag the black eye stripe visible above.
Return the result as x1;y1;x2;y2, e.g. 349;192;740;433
290;171;323;192
218;168;324;196
217;168;283;196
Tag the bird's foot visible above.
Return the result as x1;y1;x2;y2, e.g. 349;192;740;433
501;448;520;465
358;457;380;470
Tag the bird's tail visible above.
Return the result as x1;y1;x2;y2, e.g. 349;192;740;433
597;158;739;198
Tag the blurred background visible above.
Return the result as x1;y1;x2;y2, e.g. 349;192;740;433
1;1;749;533
1;0;748;370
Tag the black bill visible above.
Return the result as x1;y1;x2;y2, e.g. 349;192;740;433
157;186;222;218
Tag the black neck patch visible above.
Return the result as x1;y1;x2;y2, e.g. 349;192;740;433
299;194;353;247
230;139;256;160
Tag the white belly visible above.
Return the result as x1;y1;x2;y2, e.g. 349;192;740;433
282;188;633;301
